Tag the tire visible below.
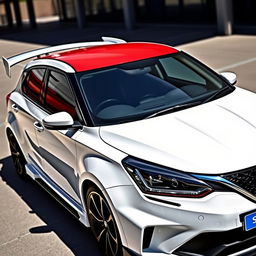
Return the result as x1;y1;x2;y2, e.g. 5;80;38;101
86;186;123;256
7;132;27;178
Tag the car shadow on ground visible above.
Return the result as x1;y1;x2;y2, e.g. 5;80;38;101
0;156;103;256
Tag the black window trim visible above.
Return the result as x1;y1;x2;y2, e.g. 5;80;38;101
44;67;86;125
21;65;87;126
21;67;47;108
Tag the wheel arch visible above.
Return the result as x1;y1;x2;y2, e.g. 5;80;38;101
81;179;98;200
5;110;28;155
80;173;129;248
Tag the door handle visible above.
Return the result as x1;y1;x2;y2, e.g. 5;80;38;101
11;104;19;113
33;121;44;132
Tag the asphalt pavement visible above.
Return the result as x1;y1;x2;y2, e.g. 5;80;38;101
0;25;256;256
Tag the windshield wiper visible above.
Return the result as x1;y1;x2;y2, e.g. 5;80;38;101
144;101;202;119
203;86;232;104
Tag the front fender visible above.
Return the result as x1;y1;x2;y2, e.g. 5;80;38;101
81;156;132;188
78;156;132;248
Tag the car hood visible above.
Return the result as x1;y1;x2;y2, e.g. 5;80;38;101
99;87;256;174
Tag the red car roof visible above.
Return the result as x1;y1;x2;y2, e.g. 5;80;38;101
43;42;178;72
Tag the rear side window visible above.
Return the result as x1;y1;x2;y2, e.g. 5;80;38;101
22;69;46;104
45;71;77;118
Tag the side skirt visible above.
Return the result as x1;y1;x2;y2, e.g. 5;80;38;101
25;163;89;227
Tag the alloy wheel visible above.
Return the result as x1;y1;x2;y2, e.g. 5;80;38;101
87;189;121;256
8;132;26;177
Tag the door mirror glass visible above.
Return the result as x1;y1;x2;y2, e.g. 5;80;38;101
43;112;74;130
220;72;237;85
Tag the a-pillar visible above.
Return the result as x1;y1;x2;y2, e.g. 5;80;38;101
216;0;233;35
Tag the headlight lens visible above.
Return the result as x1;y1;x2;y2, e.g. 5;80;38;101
123;157;213;198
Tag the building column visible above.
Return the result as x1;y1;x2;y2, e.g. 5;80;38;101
4;0;13;27
145;0;165;18
178;0;184;16
75;0;86;28
57;0;68;21
215;0;233;35
13;0;22;27
26;0;37;28
123;0;136;30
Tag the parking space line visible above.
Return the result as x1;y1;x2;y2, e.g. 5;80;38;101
217;57;256;72
0;232;30;247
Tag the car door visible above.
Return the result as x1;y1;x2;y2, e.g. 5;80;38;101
9;68;46;170
35;69;81;203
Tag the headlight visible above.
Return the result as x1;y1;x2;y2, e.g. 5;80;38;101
123;157;213;198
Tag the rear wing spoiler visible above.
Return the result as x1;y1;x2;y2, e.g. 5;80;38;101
2;37;126;78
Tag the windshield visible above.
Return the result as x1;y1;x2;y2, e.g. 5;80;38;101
77;52;232;126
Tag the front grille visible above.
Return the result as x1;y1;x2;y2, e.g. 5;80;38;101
222;166;256;197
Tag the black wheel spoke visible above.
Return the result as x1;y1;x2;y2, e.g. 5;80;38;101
107;216;118;242
11;151;19;156
16;159;23;174
91;194;103;219
89;208;104;222
96;227;106;242
14;156;20;167
99;197;105;220
105;232;109;255
108;228;118;245
15;154;22;168
106;214;113;223
9;138;17;152
107;231;116;255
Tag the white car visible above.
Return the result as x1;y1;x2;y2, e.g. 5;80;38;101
3;37;256;256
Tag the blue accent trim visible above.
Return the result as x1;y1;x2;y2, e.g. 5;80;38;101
192;174;235;186
33;163;84;213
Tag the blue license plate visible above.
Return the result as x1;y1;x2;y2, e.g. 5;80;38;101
244;211;256;231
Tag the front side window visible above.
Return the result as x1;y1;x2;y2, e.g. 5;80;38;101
45;71;77;119
77;52;232;126
22;68;46;104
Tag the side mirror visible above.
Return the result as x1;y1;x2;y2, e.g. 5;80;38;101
43;112;74;130
220;72;237;85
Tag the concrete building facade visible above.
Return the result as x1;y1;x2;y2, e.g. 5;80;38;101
1;0;255;35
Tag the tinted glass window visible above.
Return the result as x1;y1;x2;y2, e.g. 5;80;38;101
45;71;77;118
22;69;46;104
77;52;231;126
160;57;206;85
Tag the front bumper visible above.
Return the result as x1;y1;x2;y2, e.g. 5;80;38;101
107;185;256;256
